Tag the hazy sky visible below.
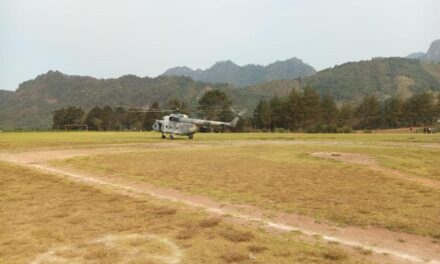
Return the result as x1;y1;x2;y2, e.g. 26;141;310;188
1;0;439;91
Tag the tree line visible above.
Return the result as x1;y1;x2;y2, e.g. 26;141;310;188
52;90;234;131
253;86;440;132
53;87;440;132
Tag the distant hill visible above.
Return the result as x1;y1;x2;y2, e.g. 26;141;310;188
406;39;440;63
300;57;440;100
250;57;440;101
163;58;316;87
0;71;292;129
406;52;426;60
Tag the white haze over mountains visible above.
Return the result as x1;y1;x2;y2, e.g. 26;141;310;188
1;0;439;91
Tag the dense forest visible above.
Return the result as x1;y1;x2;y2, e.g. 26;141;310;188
53;88;440;133
53;90;236;131
254;87;440;132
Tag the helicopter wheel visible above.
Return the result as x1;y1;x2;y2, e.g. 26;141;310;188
188;134;193;139
169;135;174;140
161;134;166;139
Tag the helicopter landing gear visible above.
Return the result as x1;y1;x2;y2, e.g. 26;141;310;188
188;134;193;139
169;134;174;140
161;134;166;139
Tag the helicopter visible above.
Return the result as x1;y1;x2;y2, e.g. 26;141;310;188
128;107;245;139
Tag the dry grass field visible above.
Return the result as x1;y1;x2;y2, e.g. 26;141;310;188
0;161;373;264
1;131;440;263
53;144;440;238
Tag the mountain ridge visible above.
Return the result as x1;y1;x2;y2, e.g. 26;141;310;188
163;57;316;87
406;39;440;63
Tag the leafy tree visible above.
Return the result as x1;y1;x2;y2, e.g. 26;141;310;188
198;90;233;122
52;106;85;130
101;105;114;130
84;106;103;130
403;92;435;126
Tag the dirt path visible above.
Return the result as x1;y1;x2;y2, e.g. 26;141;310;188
310;152;440;189
1;147;440;264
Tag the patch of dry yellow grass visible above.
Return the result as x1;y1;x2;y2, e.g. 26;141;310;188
54;144;440;238
0;161;374;264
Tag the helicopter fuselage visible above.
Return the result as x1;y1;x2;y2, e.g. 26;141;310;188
153;115;197;136
152;113;239;139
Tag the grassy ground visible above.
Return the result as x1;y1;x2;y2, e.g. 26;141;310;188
1;131;440;151
0;161;374;264
53;143;440;238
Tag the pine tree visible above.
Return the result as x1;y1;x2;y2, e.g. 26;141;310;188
285;89;303;130
338;102;354;131
321;92;338;126
383;97;404;128
356;95;381;129
301;86;321;130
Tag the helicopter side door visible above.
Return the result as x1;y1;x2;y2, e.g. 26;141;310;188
167;116;180;134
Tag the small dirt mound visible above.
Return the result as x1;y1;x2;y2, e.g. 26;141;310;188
310;152;377;166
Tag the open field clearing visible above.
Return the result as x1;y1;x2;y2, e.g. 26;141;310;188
50;144;440;238
1;131;440;150
0;161;377;264
1;132;440;263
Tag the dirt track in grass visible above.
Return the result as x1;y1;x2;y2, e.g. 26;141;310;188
310;152;440;189
1;143;439;264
